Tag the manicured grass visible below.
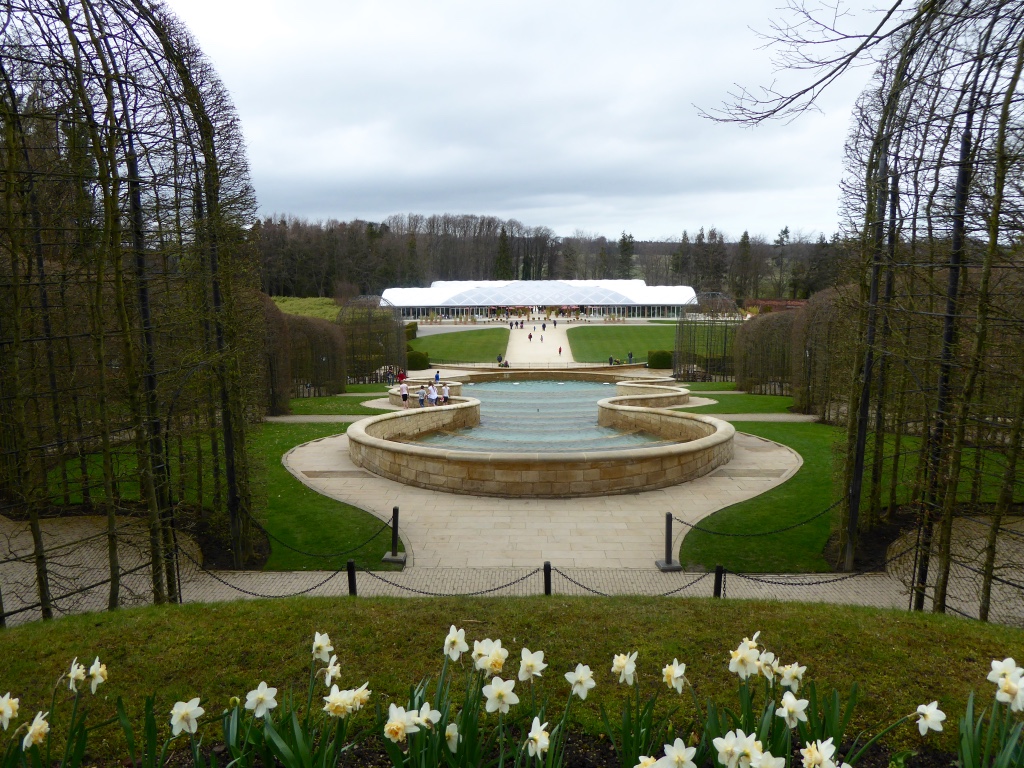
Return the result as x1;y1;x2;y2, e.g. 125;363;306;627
679;422;843;573
679;381;737;391
566;326;676;362
288;396;387;416
271;296;341;321
409;328;510;363
346;383;392;393
250;422;403;571
681;394;795;414
2;598;1021;757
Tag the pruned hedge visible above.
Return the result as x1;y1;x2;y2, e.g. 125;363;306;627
647;349;673;369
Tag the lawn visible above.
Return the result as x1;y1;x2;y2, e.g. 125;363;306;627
288;396;388;416
409;328;510;363
681;393;795;414
679;422;843;573
249;422;403;571
271;296;341;321
678;381;737;391
345;383;392;393
566;326;677;362
1;597;1020;759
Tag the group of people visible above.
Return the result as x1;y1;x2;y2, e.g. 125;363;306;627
508;319;557;330
397;372;450;409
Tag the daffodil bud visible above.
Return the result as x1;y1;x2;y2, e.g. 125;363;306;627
228;696;240;709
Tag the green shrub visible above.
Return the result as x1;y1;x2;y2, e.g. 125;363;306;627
405;322;418;340
647;349;673;369
407;349;430;370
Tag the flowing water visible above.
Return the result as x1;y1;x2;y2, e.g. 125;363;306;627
410;380;670;453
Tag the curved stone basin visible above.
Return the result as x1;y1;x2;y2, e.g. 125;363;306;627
348;371;734;498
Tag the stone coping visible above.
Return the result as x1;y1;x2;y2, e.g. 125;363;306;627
348;370;734;497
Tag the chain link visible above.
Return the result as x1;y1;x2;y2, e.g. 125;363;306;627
727;544;918;588
550;567;609;596
247;513;391;559
358;566;541;597
674;498;842;538
657;571;711;596
176;546;346;599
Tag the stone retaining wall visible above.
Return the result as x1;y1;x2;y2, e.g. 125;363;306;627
348;372;732;498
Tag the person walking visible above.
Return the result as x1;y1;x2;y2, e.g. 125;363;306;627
400;380;409;408
540;334;543;343
427;382;438;406
528;333;533;342
434;370;440;384
417;384;426;408
442;383;450;404
558;346;562;356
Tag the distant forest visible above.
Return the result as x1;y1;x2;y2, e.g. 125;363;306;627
256;213;846;303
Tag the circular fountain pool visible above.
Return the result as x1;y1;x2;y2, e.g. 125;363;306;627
346;371;735;498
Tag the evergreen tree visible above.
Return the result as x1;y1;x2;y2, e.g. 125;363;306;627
617;231;635;279
494;225;514;280
672;230;692;285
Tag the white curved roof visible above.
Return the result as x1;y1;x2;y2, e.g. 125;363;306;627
381;280;696;308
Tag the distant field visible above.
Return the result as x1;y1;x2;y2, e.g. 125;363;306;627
565;326;676;363
271;296;340;321
409;327;510;363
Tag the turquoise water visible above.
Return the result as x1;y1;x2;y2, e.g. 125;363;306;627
411;380;669;453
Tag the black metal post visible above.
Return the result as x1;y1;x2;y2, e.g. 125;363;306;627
382;506;407;565
713;565;724;598
544;561;551;595
657;512;682;571
347;559;357;596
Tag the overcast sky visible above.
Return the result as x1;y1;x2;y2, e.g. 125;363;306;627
162;0;877;242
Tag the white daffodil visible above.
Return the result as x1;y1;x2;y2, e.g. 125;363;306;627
170;698;204;736
486;641;509;675
776;691;810;729
483;676;519;714
0;693;19;731
800;738;836;768
445;722;460;753
244;682;278;719
636;757;658;768
68;658;87;693
743;631;761;650
87;658;107;695
988;658;1021;684
756;651;777;685
322;685;355;718
713;730;741;768
736;730;763;768
383;704;419;743
662;659;687;694
753;752;786;768
472;639;494;666
312;632;333;663
565;664;596;700
527;717;550;757
21;712;49;752
324;655;341;688
350;682;371;711
414;702;441;729
996;671;1023;707
916;701;946;736
444;626;469;661
655;737;697;768
729;643;760;681
612;651;638;686
780;663;807;693
519;648;548;681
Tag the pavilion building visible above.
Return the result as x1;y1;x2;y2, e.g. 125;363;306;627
380;279;697;320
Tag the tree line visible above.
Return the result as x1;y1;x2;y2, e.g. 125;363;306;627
256;213;845;303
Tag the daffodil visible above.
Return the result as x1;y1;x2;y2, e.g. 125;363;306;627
351;682;371;711
483;676;519;714
988;658;1021;684
655;737;697;768
170;698;204;736
68;658;86;693
753;752;785;768
736;730;763;768
636;757;658;768
519;648;547;681
324;655;341;687
383;704;419;743
995;670;1023;710
322;685;355;717
527;717;550;757
88;658;107;695
486;640;509;674
800;738;836;768
244;682;278;719
776;691;809;729
662;659;687;693
445;722;460;753
0;693;18;731
444;626;469;661
728;643;760;681
565;664;596;700
413;702;441;729
715;729;762;768
916;701;945;736
612;651;638;686
21;712;48;752
756;651;777;685
312;632;333;663
472;639;494;666
780;663;807;692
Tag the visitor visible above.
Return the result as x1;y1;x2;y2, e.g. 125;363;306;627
400;380;409;408
442;383;450;404
417;384;426;408
553;319;557;328
628;351;633;364
540;334;543;343
398;369;406;383
528;333;533;342
542;322;546;331
558;346;562;356
427;382;438;406
434;370;440;384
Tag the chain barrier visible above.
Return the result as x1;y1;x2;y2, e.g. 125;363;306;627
726;544;918;588
175;546;346;600
657;571;711;597
0;562;150;622
0;522;137;566
550;567;609;596
673;498;843;538
245;512;391;560
357;566;542;597
948;556;1024;592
